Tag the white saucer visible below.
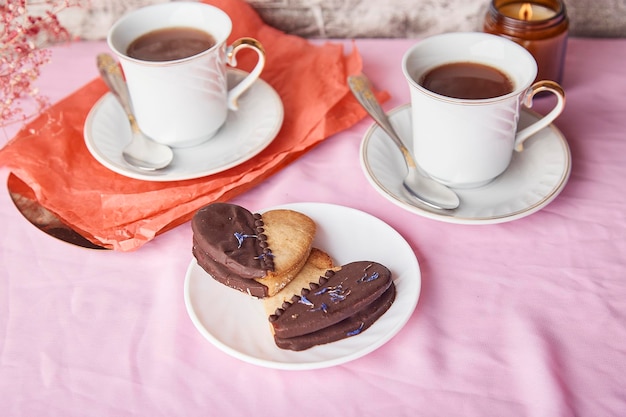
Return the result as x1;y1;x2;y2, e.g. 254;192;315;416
184;202;421;370
84;69;283;181
360;105;572;224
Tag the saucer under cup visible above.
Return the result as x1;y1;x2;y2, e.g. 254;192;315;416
84;69;283;181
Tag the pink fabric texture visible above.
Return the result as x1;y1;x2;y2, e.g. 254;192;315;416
1;38;625;416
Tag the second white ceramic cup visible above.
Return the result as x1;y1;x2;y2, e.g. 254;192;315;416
402;32;565;188
108;2;265;148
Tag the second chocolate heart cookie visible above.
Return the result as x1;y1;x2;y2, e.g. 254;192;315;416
268;261;394;345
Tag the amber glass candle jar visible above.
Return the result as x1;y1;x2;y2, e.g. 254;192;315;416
483;0;568;83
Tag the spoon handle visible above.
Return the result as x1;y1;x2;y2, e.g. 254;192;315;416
348;74;417;169
96;54;136;124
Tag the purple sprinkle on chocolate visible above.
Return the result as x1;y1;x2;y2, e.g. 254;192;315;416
234;232;257;249
315;284;350;302
298;294;314;307
358;271;380;283
314;287;328;295
311;302;328;313
329;288;350;302
254;252;274;261
346;322;365;336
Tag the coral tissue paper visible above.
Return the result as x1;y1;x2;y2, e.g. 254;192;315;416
0;0;388;251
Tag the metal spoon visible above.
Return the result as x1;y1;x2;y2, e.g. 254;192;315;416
96;53;174;171
348;74;460;210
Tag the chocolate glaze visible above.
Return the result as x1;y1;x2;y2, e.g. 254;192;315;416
274;283;396;351
192;238;269;298
191;203;273;279
269;261;392;339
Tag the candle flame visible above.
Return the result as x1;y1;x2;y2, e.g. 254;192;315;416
519;3;533;20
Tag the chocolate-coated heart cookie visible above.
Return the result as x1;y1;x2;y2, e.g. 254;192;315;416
192;203;316;297
269;261;393;339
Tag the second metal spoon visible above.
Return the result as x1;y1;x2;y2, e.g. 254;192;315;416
97;53;173;171
348;74;460;210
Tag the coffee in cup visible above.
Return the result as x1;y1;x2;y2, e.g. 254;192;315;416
126;27;217;62
418;62;514;100
108;2;265;148
402;32;565;188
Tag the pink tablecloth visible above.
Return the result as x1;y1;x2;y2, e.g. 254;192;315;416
1;38;625;416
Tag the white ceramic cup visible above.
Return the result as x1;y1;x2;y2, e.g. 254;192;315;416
108;2;265;148
402;32;565;188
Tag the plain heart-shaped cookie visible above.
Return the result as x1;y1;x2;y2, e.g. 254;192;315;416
263;247;337;317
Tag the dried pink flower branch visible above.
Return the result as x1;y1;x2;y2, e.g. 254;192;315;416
1;0;85;127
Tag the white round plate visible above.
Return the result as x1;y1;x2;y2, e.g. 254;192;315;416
184;202;421;370
84;69;283;181
360;104;572;224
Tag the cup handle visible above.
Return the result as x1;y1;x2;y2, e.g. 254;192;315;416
225;38;265;111
514;80;566;152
